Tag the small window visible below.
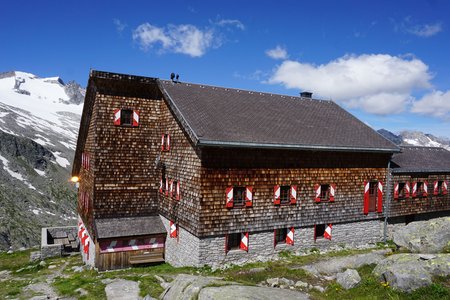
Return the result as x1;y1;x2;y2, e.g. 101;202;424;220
233;187;246;207
315;224;325;240
120;109;133;126
438;181;443;194
161;133;171;151
398;183;406;198
417;182;424;196
280;186;290;204
275;228;287;245
320;184;330;201
369;181;378;212
227;233;241;251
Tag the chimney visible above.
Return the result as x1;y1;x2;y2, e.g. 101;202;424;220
300;91;313;98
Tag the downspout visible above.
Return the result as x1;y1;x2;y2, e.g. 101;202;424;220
383;160;392;242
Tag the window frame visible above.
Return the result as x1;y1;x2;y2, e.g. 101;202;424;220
314;224;326;241
274;228;288;245
368;181;378;212
232;186;246;207
226;233;241;251
279;185;291;205
398;182;406;199
120;109;133;126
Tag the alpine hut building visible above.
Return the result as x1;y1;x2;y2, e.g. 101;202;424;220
73;70;404;270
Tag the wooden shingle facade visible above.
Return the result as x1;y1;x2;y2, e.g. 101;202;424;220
72;70;450;270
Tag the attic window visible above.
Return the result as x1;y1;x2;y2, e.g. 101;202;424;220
320;184;330;200
121;109;133;126
279;186;290;204
113;109;139;127
233;187;246;207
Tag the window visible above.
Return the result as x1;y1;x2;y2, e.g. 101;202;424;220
120;109;133;126
227;233;241;251
161;134;171;151
233;187;246;207
320;184;330;200
437;181;443;195
315;224;325;240
280;186;290;204
398;183;406;198
275;228;287;245
417;182;423;195
368;181;378;212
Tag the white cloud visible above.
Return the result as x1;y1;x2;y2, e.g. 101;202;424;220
266;45;288;60
215;19;245;30
412;90;450;119
132;23;217;57
407;22;442;37
113;19;127;33
268;53;432;115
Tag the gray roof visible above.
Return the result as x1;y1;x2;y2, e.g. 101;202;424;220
94;216;166;239
391;146;450;173
159;80;399;153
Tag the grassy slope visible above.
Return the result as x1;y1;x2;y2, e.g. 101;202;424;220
0;247;449;300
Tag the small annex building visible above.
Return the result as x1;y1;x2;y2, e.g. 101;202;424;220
71;70;445;270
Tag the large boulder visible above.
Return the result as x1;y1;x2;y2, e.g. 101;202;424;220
336;269;361;289
373;253;450;293
105;279;140;300
393;217;450;253
199;285;309;300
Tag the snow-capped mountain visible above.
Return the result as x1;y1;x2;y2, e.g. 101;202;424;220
378;129;450;151
0;71;84;250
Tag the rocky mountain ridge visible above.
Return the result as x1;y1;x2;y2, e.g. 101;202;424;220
377;128;450;150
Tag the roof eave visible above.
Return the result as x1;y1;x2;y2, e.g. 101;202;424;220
197;139;400;153
392;169;450;174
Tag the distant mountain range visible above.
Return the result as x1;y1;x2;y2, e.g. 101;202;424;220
377;129;450;151
0;71;84;250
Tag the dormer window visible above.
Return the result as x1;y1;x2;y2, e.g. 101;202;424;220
113;109;139;127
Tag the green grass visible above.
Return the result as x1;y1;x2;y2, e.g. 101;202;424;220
53;270;106;300
0;249;34;271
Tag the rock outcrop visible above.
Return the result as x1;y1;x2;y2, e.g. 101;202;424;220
336;269;361;289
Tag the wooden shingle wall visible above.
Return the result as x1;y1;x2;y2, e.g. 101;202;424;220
198;148;389;236
157;99;202;235
390;174;450;217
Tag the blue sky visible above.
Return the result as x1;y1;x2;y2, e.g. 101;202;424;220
1;0;450;138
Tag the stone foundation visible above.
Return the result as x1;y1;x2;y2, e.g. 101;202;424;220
41;226;78;259
386;210;450;239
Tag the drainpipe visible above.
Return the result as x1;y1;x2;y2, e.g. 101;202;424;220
383;160;392;243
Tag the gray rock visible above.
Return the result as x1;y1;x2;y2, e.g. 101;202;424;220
143;295;157;300
313;285;325;293
48;265;57;269
39;260;47;267
72;266;84;272
7;250;13;254
248;267;265;273
162;274;224;300
105;279;140;300
373;253;450;292
336;269;361;289
266;277;280;287
393;217;450;253
199;285;309;299
294;280;308;289
76;287;88;296
30;251;41;261
279;277;295;287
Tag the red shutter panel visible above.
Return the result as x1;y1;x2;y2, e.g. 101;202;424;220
161;134;165;151
132;110;139;127
443;181;448;195
240;232;249;252
324;224;332;240
363;181;369;215
245;186;253;207
169;180;174;197
314;184;321;203
394;183;399;200
114;109;121;126
273;185;280;205
169;221;177;238
225;187;233;208
329;184;336;202
286;227;294;245
434;181;439;195
377;181;383;213
166;134;171;151
423;181;428;197
159;178;163;193
82;152;85;169
290;185;297;204
412;182;417;197
176;181;181;201
86;153;90;170
405;181;411;198
165;179;169;196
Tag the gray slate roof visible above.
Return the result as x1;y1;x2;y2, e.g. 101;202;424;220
391;146;450;173
159;80;399;152
94;216;166;239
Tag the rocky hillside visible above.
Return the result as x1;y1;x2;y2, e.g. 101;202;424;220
378;129;450;150
0;71;84;250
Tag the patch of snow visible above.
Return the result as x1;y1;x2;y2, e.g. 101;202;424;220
32;209;40;215
0;154;37;190
403;138;420;146
34;168;46;176
45;211;56;216
0;112;9;118
60;140;76;150
52;151;70;168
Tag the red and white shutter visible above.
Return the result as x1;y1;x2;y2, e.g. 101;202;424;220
314;184;321;203
161;134;165;151
443;181;448;195
240;232;249;252
329;184;336;202
176;181;181;201
169;180;174;197
412;182;417;197
273;185;280;205
113;109;121;126
290;185;297;204
159;178;163;193
324;224;332;240
82;152;85;169
132;110;139;127
286;227;295;245
225;187;233;208
434;181;439;195
245;186;253;207
377;181;383;213
165;179;169;196
394;182;399;200
166;134;171;151
423;181;428;197
86;153;90;170
405;182;411;198
169;221;177;238
363;181;370;215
